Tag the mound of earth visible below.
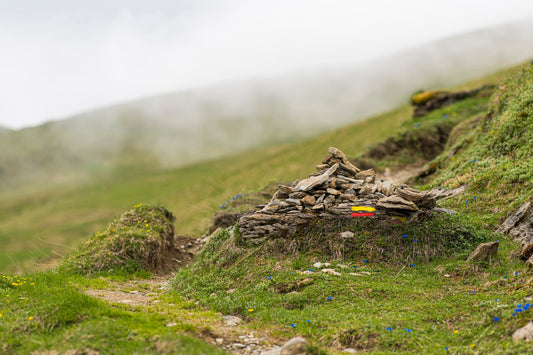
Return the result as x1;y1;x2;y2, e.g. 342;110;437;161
61;204;193;275
411;85;494;118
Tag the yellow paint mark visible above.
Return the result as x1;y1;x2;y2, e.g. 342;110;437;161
351;206;376;212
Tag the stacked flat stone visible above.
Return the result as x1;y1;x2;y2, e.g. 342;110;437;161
238;147;436;244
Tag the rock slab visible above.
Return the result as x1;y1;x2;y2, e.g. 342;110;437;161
498;201;533;262
466;241;499;262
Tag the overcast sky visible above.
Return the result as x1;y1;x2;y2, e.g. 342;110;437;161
1;0;533;129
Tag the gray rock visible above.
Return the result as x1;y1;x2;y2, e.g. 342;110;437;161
512;321;533;342
280;337;308;355
498;202;533;253
285;199;302;206
433;207;457;215
326;188;341;196
377;195;418;210
323;195;336;209
289;192;307;199
500;202;531;234
322;268;341;276
427;185;467;200
340;231;355;239
301;195;316;206
295;164;339;191
396;186;436;208
261;347;283;355
356;169;375;180
381;180;396;196
466;241;499;262
222;315;243;326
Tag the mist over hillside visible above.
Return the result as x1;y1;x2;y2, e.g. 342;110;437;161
1;19;532;192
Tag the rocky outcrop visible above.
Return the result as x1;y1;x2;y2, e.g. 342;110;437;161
498;202;533;263
238;147;438;244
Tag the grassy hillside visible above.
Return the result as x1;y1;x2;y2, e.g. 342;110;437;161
1;61;532;354
0;64;518;274
2;20;533;194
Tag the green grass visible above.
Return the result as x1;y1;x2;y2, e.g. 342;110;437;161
0;61;531;354
0;272;227;354
60;204;177;275
420;62;533;228
0;63;514;274
172;229;532;354
0;105;413;274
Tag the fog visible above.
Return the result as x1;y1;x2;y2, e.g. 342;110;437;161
1;0;533;129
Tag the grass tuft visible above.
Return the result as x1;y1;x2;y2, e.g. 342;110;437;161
60;204;177;275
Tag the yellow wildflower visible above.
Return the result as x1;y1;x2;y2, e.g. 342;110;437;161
28;316;33;320
454;330;459;334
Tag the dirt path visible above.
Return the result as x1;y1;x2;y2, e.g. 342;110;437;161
83;276;283;354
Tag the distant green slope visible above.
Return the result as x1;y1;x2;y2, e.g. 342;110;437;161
0;63;517;273
2;20;533;194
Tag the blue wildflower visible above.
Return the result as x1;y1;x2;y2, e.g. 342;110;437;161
327;296;333;300
353;266;357;269
503;275;507;279
267;276;271;280
494;317;499;322
513;313;517;316
443;114;448;119
516;308;523;313
290;323;296;328
306;320;311;323
514;272;518;276
413;239;418;242
411;264;415;267
445;347;449;351
404;328;412;333
402;234;407;238
473;196;477;200
495;299;499;301
472;291;476;294
385;327;392;331
465;200;469;205
363;260;368;263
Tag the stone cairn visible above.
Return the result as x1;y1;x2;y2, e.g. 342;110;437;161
238;147;437;245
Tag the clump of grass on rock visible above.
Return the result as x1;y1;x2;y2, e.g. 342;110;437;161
61;203;177;275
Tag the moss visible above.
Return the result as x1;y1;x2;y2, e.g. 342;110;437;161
60;204;176;275
423;62;533;222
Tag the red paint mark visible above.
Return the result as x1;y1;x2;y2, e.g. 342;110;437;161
351;212;375;217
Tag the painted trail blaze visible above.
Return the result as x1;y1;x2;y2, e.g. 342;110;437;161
351;206;375;217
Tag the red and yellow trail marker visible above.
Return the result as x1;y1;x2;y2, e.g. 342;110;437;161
351;206;375;217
